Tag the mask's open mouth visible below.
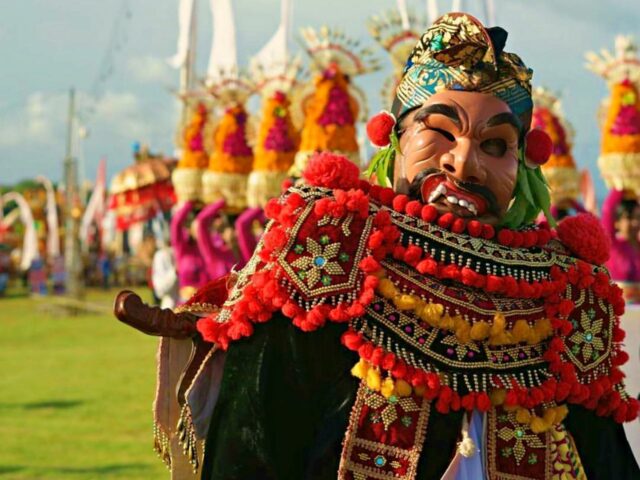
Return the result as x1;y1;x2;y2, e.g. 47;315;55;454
420;173;494;218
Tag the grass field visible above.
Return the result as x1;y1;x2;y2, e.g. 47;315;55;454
0;286;168;479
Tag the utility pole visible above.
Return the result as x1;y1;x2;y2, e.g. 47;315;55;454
63;87;83;301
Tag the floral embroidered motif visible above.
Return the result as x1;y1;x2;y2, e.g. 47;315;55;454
364;389;422;431
568;309;605;361
291;237;346;288
497;412;546;465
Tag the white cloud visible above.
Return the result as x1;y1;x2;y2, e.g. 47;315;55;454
0;90;164;149
0;92;59;147
127;55;174;85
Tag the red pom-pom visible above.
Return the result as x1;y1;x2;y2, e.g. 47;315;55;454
302;151;360;190
366;111;396;148
467;220;482;237
556;213;611;265
392;194;409;212
437;212;454;228
482;224;495;239
405;200;422;217
497;229;514;246
525;129;553;166
421;205;438;222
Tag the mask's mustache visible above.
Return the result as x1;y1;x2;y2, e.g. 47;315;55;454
409;168;499;215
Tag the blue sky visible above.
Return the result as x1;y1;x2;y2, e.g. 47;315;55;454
1;0;639;200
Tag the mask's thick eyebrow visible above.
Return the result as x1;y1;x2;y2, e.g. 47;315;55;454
413;103;461;127
485;112;522;133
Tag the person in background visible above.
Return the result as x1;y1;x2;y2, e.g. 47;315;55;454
602;189;640;302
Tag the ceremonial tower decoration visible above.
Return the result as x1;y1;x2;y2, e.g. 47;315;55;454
290;26;379;176
586;35;640;194
171;99;210;203
202;71;256;213
368;8;423;109
248;58;301;207
532;87;591;217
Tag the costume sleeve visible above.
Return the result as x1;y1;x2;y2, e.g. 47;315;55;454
235;207;266;265
170;201;192;259
601;189;624;240
201;316;359;480
195;200;227;274
565;404;640;479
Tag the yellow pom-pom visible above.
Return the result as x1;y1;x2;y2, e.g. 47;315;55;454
512;319;531;343
413;384;426;397
395;294;417;310
489;389;506;406
439;315;455;331
381;377;395;398
455;321;472;344
470;321;491;341
395;379;413;397
490;313;506;336
543;407;557;425
530;416;550;434
378;278;397;298
534;318;553;340
555;404;569;423
366;367;382;391
516;408;532;424
351;359;369;379
420;307;441;327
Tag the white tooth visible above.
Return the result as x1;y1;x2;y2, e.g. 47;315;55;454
446;195;459;205
428;190;439;203
436;184;447;195
469;204;477;214
458;199;469;208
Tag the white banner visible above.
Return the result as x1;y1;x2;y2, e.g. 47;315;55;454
1;192;38;271
207;0;238;80
36;175;60;258
167;0;196;69
252;0;292;71
80;158;106;249
396;0;410;30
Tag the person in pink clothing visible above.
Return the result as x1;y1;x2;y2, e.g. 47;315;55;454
171;201;212;303
235;207;267;266
173;201;268;303
602;189;640;302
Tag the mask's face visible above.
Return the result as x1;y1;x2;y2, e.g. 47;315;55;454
395;90;522;226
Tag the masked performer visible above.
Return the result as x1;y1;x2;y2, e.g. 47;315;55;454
117;13;639;480
587;36;640;302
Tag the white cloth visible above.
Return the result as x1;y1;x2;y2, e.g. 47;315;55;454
152;247;179;310
620;305;640;465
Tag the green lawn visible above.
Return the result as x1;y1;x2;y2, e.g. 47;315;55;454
0;287;168;479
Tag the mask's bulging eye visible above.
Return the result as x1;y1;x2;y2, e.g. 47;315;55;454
480;138;507;157
427;127;455;142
